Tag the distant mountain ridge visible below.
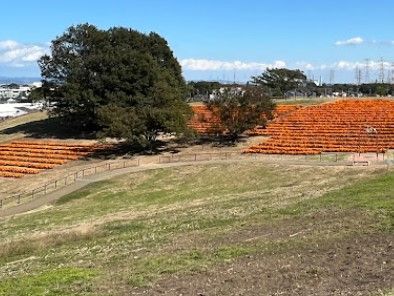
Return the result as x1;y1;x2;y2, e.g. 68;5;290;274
0;77;41;85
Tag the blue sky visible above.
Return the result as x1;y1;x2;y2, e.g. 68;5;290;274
0;0;393;83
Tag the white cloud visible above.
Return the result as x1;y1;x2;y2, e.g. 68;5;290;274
0;40;19;50
295;61;315;70
371;39;394;46
302;60;391;71
335;37;364;46
0;40;49;67
332;60;392;71
334;37;394;47
296;60;393;71
180;58;286;71
181;58;394;75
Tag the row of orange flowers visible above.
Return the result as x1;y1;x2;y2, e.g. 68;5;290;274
0;140;108;178
247;99;394;154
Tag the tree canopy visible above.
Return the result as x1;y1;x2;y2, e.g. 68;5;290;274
252;68;307;98
208;86;275;141
38;24;190;147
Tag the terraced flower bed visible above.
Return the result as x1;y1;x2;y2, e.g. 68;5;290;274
188;104;299;134
246;99;394;154
0;140;108;178
188;105;221;134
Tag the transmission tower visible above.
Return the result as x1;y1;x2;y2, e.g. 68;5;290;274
379;57;385;83
355;66;362;85
364;58;370;83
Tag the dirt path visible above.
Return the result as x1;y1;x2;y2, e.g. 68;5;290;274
0;159;248;218
0;152;390;219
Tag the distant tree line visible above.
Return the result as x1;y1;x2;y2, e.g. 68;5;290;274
316;83;394;97
187;68;394;101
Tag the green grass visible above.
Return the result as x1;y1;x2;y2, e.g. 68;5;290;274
274;98;335;105
0;163;392;294
312;172;394;211
0;267;96;296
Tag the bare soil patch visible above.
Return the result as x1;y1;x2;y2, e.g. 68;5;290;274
132;233;393;296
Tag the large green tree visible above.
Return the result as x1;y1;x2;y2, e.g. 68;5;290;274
252;68;307;98
38;24;190;147
208;86;275;141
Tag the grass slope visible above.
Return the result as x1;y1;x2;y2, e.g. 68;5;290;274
0;111;47;143
0;163;392;295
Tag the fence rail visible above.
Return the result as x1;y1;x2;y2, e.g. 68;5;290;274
0;158;141;209
0;150;392;210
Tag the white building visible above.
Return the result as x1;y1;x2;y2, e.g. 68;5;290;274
0;85;34;101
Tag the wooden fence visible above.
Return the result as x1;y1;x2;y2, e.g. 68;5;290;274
0;150;391;210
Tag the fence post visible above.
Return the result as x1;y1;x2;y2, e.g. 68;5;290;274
55;180;58;189
17;194;21;204
0;199;2;208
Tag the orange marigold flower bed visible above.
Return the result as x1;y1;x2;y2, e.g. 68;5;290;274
246;99;394;155
0;140;109;178
188;104;295;134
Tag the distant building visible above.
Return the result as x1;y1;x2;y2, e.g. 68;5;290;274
0;83;39;102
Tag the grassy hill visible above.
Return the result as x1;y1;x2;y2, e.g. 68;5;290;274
0;162;392;295
0;111;47;143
